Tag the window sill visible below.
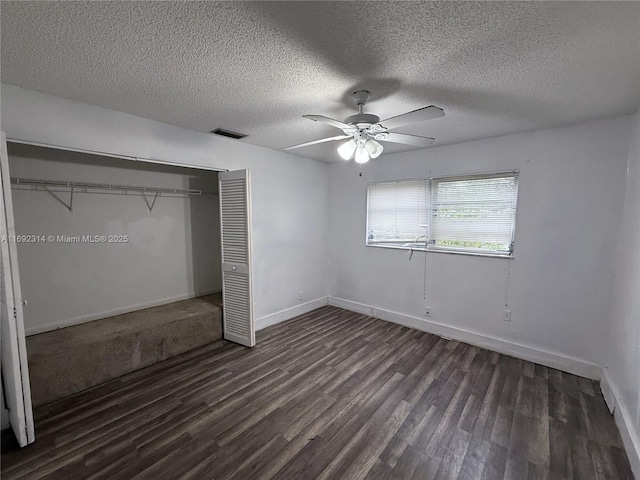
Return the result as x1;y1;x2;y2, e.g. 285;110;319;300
366;243;514;259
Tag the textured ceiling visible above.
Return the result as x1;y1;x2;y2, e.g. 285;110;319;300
1;1;639;163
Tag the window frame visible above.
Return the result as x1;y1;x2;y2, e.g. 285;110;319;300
365;170;519;259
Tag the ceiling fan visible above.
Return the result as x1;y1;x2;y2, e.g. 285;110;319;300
285;90;444;163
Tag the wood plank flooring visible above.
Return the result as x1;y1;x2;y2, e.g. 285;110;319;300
1;306;634;480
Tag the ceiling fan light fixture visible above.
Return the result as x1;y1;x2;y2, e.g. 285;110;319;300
337;139;357;160
355;146;370;164
365;139;383;159
288;90;443;162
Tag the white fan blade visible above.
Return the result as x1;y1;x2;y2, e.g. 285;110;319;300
303;115;353;131
375;106;444;131
378;132;435;147
284;134;351;150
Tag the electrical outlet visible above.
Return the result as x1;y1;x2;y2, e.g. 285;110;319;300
298;291;304;302
502;309;512;322
425;306;432;317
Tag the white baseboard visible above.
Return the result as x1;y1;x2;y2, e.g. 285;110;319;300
328;296;602;380
600;367;640;478
25;289;221;336
600;368;617;414
255;297;329;331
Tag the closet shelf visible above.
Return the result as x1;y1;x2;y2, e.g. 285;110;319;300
10;177;202;212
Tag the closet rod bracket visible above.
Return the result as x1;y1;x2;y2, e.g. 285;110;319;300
43;185;74;211
142;192;159;212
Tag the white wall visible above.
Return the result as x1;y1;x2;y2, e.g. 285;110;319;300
329;115;633;373
1;84;331;322
8;144;222;334
604;111;640;475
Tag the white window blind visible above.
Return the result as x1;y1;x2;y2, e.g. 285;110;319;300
430;173;518;254
367;179;428;247
366;172;519;256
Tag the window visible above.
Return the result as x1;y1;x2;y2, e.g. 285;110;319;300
366;172;519;257
366;179;428;248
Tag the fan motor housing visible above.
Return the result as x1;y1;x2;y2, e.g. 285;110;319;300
344;113;380;126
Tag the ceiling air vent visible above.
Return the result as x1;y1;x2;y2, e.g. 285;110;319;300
211;128;247;140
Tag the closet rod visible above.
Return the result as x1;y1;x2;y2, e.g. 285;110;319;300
10;177;201;196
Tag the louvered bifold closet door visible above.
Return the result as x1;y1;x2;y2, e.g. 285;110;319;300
219;170;255;347
0;132;35;446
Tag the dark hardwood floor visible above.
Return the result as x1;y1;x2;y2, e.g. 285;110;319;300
1;306;634;480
